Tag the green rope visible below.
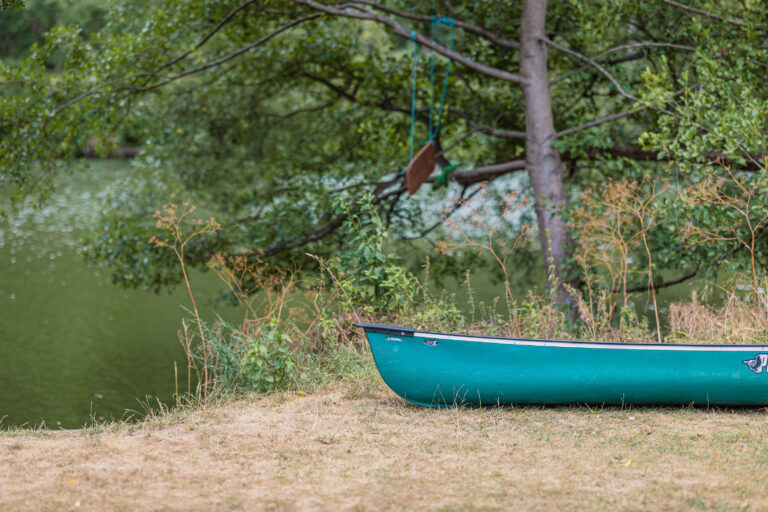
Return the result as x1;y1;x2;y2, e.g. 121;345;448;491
403;18;455;174
408;30;418;168
435;162;463;187
430;16;455;141
428;19;435;138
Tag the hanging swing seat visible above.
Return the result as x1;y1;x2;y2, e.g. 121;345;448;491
403;17;455;195
406;140;436;194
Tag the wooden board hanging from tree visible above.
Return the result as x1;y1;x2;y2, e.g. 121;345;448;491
406;140;436;194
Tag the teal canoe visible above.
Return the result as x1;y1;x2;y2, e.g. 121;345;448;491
355;323;768;407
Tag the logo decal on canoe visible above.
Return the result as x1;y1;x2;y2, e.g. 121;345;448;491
743;353;768;374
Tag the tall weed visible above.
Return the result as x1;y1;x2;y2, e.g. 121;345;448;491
668;285;768;344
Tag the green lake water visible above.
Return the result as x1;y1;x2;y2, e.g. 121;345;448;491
0;161;235;429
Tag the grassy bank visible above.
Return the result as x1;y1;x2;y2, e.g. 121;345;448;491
2;374;768;511
6;195;765;510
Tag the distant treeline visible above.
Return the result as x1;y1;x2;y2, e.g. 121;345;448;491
1;0;104;63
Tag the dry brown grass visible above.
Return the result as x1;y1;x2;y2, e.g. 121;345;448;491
668;288;768;344
2;382;768;512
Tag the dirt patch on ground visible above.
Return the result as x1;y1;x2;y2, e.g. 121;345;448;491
2;387;768;511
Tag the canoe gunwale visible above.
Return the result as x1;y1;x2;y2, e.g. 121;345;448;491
353;322;768;351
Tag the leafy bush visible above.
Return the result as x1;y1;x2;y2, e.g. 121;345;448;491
179;318;297;400
321;193;417;314
241;324;297;393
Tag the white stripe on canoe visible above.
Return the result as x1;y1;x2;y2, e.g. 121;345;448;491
413;332;768;351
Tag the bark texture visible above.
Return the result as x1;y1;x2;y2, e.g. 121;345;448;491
519;0;574;313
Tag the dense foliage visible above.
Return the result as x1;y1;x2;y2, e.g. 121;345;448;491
1;0;767;304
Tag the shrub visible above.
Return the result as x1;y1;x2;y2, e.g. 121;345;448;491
241;323;297;393
320;193;417;315
178;318;297;400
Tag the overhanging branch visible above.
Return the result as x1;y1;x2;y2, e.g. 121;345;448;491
453;159;527;185
543;37;641;104
51;12;327;117
618;268;699;293
349;0;520;50
292;0;527;85
550;41;696;86
118;13;325;94
303;71;526;139
557;107;644;138
563;144;763;171
557;85;701;138
246;183;406;259
152;0;263;75
660;0;749;26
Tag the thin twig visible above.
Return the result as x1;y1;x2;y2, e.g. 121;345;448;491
660;0;749;26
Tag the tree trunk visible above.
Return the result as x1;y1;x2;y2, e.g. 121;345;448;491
519;0;575;317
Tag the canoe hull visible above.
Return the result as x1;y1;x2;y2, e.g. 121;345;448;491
357;324;768;407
